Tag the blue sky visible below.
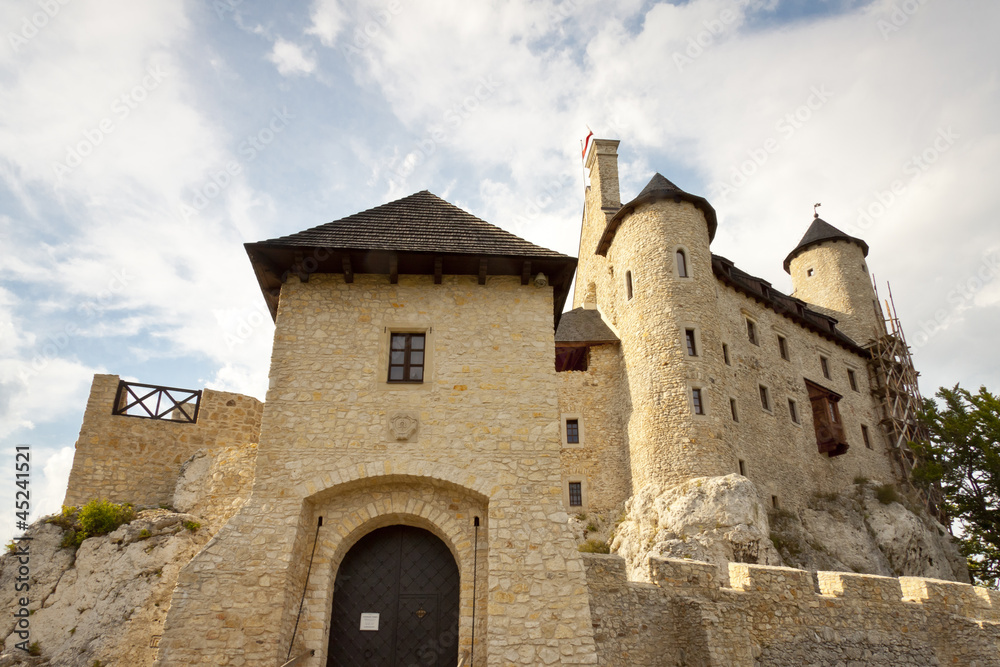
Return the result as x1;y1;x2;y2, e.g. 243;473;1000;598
1;0;998;543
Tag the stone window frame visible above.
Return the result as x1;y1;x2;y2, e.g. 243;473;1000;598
729;397;739;422
861;423;872;449
820;354;831;380
377;323;435;392
788;397;801;426
776;332;790;361
722;342;731;366
561;413;585;448
688;382;710;418
681;323;703;359
745;314;759;346
758;384;772;414
563;476;589;511
847;367;860;393
674;245;692;280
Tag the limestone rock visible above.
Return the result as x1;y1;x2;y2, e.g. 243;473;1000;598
0;510;208;666
172;442;257;531
769;481;968;582
610;474;782;585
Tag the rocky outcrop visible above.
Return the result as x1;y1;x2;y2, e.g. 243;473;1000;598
769;480;969;582
0;510;208;667
610;474;782;585
609;475;968;586
172;441;257;532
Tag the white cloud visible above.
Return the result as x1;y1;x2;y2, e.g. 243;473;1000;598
306;0;348;47
267;37;317;76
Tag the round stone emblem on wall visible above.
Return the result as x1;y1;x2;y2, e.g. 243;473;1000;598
388;412;418;441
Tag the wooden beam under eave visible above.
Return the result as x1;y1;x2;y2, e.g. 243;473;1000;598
342;256;354;283
389;253;398;284
521;260;531;286
434;257;442;285
478;258;488;285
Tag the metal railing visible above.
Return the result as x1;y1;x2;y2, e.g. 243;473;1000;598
112;380;201;423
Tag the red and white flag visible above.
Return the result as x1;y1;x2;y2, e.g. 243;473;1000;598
581;128;593;161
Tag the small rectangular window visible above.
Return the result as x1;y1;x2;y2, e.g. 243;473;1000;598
738;459;746;476
692;388;705;415
568;482;583;507
778;335;789;361
388;333;425;383
771;495;779;509
730;398;739;422
788;398;799;424
848;369;859;392
862;424;871;449
723;343;731;366
566;419;580;444
759;385;771;412
820;355;830;379
746;318;758;345
625;271;633;300
685;329;698;356
676;249;688;278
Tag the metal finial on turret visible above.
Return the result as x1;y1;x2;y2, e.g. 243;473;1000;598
814;203;821;219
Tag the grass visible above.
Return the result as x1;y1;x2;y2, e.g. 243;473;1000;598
182;520;201;533
28;642;41;656
578;539;610;554
875;484;900;505
853;476;870;485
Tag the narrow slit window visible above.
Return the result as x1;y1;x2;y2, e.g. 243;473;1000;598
730;398;739;422
692;388;705;415
848;369;859;392
778;335;789;361
625;271;633;300
862;424;871;449
723;343;731;366
788;398;799;424
685;329;698;356
676;249;688;277
771;495;779;509
568;482;583;507
565;419;580;444
820;355;830;379
388;333;426;383
738;459;746;476
759;385;771;411
746;318;758;345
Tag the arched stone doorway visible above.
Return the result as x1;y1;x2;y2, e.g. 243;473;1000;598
327;525;460;666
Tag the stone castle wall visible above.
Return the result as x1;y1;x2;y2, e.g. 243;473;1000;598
789;240;883;345
585;553;1000;666
157;274;599;667
64;374;263;509
557;341;632;514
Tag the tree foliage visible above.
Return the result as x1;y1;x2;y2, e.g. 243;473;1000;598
913;385;1000;587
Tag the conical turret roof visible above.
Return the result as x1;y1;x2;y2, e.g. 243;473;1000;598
782;217;869;273
596;173;717;255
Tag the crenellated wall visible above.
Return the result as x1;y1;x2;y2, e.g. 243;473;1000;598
585;553;1000;666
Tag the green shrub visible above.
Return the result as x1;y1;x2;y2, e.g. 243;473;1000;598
875;484;900;505
182;521;201;533
28;641;41;656
578;539;610;554
138;529;151;540
78;499;135;537
853;476;869;485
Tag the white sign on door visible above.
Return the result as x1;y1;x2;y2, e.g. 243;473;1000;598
359;612;380;631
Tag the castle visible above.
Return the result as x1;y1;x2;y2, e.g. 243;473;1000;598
51;138;1000;665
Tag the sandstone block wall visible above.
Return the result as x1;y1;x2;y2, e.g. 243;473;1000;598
557;341;632;514
585;554;1000;666
158;274;598;667
64;374;263;508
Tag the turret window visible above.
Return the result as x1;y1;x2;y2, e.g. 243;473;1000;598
685;329;698;356
676;249;689;278
692;388;705;415
625;270;633;300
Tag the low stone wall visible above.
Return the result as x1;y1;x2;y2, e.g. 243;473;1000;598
584;554;1000;666
65;374;263;509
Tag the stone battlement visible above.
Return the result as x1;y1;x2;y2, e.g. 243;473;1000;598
64;374;263;509
585;554;1000;666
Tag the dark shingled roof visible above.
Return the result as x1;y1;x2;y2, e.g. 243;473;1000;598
259;190;569;258
555;308;620;344
712;255;867;354
245;190;577;325
596;173;718;255
783;217;869;273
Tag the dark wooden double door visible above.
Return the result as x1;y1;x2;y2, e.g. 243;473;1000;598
328;525;460;666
